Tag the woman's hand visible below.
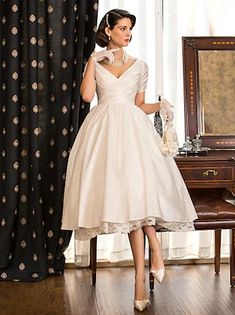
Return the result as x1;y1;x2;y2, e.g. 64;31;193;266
91;48;119;63
160;98;174;122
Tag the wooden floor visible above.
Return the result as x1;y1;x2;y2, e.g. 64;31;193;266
1;264;235;315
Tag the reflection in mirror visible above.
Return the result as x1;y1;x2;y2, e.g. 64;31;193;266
198;50;235;135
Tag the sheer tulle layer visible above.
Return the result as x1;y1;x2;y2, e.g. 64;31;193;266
75;217;195;241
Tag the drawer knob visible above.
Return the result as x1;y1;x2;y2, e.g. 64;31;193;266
203;169;218;177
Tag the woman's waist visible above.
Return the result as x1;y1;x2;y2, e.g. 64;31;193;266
98;98;135;106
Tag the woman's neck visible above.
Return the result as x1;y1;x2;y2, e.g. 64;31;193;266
107;45;123;60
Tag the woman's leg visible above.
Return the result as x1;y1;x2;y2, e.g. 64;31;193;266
142;225;164;270
128;228;148;300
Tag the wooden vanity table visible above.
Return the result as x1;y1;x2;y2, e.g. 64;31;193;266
180;36;235;286
175;150;235;191
175;150;235;286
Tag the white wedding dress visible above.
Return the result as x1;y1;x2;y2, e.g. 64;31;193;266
61;58;198;240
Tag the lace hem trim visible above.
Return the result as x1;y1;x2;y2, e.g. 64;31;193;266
74;217;195;241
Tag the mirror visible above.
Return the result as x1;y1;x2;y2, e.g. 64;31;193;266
182;37;235;149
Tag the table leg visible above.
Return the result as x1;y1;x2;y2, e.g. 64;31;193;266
230;229;235;287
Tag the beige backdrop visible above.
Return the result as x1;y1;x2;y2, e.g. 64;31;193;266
199;50;235;135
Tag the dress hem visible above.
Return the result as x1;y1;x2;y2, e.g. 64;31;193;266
70;216;196;241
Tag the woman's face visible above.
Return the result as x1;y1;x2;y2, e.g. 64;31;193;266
107;17;133;47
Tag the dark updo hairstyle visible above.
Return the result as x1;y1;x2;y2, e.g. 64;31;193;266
96;9;136;48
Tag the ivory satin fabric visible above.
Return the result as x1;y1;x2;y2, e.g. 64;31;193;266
61;59;198;240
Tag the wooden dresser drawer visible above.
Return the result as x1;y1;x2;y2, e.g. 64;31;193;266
179;167;234;182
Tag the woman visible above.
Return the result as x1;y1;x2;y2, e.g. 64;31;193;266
62;9;197;312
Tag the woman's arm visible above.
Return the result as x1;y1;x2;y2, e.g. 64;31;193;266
135;92;174;121
135;92;160;114
80;57;96;103
80;49;119;103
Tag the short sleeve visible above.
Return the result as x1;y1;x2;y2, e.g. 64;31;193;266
137;61;148;93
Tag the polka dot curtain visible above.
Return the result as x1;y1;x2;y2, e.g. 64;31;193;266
0;0;98;281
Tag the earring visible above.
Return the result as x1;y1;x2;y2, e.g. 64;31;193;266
108;35;111;41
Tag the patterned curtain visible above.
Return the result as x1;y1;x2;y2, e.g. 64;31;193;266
0;0;98;281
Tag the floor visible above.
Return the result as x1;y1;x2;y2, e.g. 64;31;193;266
0;264;235;315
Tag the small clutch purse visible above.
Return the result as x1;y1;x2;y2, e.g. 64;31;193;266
160;121;179;157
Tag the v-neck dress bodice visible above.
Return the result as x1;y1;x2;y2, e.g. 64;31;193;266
61;59;197;240
95;59;142;104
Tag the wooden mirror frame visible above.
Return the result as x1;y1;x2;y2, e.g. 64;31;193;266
182;36;235;149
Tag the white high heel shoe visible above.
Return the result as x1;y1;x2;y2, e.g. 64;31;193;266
134;299;150;312
150;267;165;283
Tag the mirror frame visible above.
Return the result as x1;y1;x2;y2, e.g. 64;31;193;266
182;36;235;149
